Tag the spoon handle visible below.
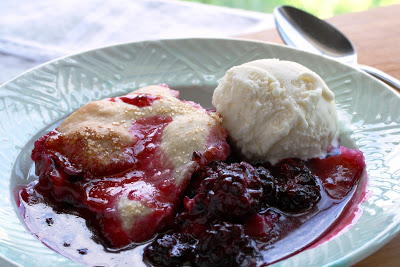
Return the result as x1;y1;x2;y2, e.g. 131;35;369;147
359;64;400;91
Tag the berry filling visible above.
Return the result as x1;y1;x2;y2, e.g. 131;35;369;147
263;159;321;212
143;233;198;266
30;115;178;247
309;146;366;199
18;83;365;266
109;94;160;107
143;147;365;266
21;126;365;266
183;162;265;222
23;85;232;249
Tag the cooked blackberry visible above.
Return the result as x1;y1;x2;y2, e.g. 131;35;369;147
185;162;265;221
260;159;321;212
195;222;261;267
143;233;197;267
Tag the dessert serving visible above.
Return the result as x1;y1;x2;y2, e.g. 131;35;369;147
18;59;366;266
25;85;229;248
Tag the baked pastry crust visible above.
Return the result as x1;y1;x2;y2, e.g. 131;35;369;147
32;85;229;247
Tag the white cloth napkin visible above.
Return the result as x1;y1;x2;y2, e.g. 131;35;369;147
0;0;273;83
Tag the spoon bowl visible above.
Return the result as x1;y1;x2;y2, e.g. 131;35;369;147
274;6;356;63
274;5;400;90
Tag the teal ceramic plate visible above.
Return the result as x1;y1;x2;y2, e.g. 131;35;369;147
1;38;399;267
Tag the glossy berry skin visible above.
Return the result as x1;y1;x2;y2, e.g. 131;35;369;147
185;162;265;221
244;210;282;244
195;222;261;267
143;233;197;267
260;159;321;213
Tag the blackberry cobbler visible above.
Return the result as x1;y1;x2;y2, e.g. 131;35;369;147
18;65;366;266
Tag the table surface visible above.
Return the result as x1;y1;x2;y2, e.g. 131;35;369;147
239;4;400;266
239;4;400;80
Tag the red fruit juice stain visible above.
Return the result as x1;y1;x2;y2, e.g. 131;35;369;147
109;94;160;107
308;170;368;248
29;115;177;248
17;144;367;266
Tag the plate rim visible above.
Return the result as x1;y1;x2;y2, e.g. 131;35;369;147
2;37;399;98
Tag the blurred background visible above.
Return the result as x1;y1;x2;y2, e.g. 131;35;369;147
182;0;398;18
1;0;397;83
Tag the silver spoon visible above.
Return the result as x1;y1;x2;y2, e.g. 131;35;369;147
274;5;400;90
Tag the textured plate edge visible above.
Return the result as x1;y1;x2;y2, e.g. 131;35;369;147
2;37;399;98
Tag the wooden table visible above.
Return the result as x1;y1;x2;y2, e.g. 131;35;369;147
239;4;400;80
239;4;400;266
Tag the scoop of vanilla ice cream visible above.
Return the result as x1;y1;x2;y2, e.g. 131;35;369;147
212;59;338;164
